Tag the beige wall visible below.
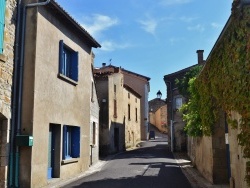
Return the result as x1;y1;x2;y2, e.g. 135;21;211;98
123;72;150;140
124;88;141;148
154;105;167;133
228;112;247;188
20;5;95;187
0;0;16;187
188;136;213;183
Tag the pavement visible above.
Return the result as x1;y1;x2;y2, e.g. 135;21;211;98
173;152;230;188
46;143;230;188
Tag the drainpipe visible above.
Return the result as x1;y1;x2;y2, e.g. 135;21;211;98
9;0;50;187
8;0;22;187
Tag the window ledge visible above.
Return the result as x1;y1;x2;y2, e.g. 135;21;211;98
61;158;79;165
58;73;78;86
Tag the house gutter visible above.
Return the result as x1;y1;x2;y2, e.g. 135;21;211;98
9;0;51;187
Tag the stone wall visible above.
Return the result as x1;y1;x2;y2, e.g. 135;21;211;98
0;0;16;187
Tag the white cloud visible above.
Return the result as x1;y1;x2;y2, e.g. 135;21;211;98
100;40;131;52
180;16;197;23
81;14;118;38
159;0;192;6
187;24;204;32
169;37;184;45
211;22;222;29
138;18;158;35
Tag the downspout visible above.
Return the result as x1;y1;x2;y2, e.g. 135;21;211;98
13;0;51;187
8;0;22;187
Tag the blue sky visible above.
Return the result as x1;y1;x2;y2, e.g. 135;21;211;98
56;0;232;100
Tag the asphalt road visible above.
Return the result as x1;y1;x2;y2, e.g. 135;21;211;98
63;132;192;188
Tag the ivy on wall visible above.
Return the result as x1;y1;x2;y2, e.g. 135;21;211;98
182;2;250;185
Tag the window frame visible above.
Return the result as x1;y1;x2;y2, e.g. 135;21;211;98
62;125;80;161
59;40;79;85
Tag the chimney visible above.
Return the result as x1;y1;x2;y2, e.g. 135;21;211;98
102;63;106;67
196;50;204;65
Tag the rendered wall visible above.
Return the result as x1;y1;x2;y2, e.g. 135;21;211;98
20;5;93;187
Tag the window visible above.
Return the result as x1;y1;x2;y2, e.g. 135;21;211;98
92;122;96;145
0;0;6;54
175;97;182;110
114;99;117;118
135;108;138;122
91;82;94;102
59;40;78;82
128;93;130;98
62;125;80;160
114;84;116;93
128;104;131;120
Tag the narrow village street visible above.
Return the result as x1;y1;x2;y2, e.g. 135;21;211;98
62;129;192;188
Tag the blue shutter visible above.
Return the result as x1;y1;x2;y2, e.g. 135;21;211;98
59;40;64;74
0;0;6;54
70;51;78;82
71;126;80;158
62;125;67;160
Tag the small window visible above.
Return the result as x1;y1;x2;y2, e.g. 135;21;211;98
62;125;80;160
128;104;131;120
114;84;116;93
175;97;182;110
128;93;130;98
59;40;78;82
0;0;6;54
91;82;94;102
92;122;96;145
135;108;138;122
114;99;117;118
135;98;137;103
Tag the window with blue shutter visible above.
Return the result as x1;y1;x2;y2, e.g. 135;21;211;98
62;125;80;160
0;0;6;54
59;40;78;82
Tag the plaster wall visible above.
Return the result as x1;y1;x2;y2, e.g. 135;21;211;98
123;73;149;140
124;88;141;148
20;6;93;187
108;73;125;153
154;105;167;133
191;136;214;183
228;112;247;188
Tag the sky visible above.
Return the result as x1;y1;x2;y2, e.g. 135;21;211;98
55;0;232;100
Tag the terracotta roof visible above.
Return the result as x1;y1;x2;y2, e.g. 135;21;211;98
95;64;150;81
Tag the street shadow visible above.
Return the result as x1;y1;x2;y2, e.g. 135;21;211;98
70;161;192;188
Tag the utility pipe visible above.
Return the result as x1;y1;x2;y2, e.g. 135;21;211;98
8;0;22;187
12;0;51;187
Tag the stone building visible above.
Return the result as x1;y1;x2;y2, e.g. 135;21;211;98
0;0;16;187
148;94;167;134
90;53;100;166
13;1;101;187
95;64;149;155
164;50;204;152
94;65;142;156
187;2;250;187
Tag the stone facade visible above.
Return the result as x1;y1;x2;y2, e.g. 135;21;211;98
149;98;167;133
94;65;146;156
18;1;100;187
0;0;16;187
164;50;205;152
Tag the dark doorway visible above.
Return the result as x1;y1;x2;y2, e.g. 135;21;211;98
114;128;119;152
